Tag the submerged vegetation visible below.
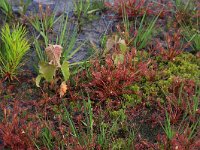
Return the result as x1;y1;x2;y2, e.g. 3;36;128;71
0;0;199;149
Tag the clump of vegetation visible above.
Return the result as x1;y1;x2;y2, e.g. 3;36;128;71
0;24;30;80
36;44;70;97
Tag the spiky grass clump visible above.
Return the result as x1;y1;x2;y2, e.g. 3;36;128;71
0;24;30;80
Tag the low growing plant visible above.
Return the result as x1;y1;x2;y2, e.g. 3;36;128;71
82;49;151;101
152;30;190;61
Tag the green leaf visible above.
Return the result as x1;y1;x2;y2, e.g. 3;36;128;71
61;61;70;81
118;39;127;54
39;62;57;82
113;54;124;65
36;74;43;87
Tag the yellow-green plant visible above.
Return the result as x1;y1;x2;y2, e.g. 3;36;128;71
0;24;30;80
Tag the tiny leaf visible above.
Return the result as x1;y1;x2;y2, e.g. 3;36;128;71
113;53;124;65
118;39;127;54
36;74;43;87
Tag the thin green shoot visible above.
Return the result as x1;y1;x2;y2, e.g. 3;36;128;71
161;111;174;140
133;12;159;50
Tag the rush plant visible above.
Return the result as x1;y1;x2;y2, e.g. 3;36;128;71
28;3;58;34
132;13;159;50
0;24;30;80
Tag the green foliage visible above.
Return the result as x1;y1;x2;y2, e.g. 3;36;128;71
73;0;105;31
162;112;174;140
130;52;200;101
36;62;57;85
33;14;82;63
19;0;32;15
73;0;104;19
29;4;57;33
123;85;142;106
36;61;70;87
182;26;200;53
174;0;198;24
61;61;70;81
0;24;30;80
133;13;159;50
112;138;126;150
40;127;54;150
164;53;200;82
109;109;126;121
0;0;13;19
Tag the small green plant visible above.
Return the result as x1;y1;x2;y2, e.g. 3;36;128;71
73;0;105;31
132;13;159;50
73;0;91;20
73;0;103;19
29;4;58;33
33;13;82;63
182;26;200;53
115;12;159;51
40;127;54;150
62;98;94;148
36;44;70;97
187;86;200;117
0;24;30;80
162;112;174;140
34;14;84;97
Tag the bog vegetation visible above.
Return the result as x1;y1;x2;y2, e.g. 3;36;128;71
0;0;199;149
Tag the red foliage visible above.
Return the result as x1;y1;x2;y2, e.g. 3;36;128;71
105;0;154;18
0;101;35;150
157;131;200;150
83;49;152;101
150;77;198;128
152;30;190;61
105;0;173;18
